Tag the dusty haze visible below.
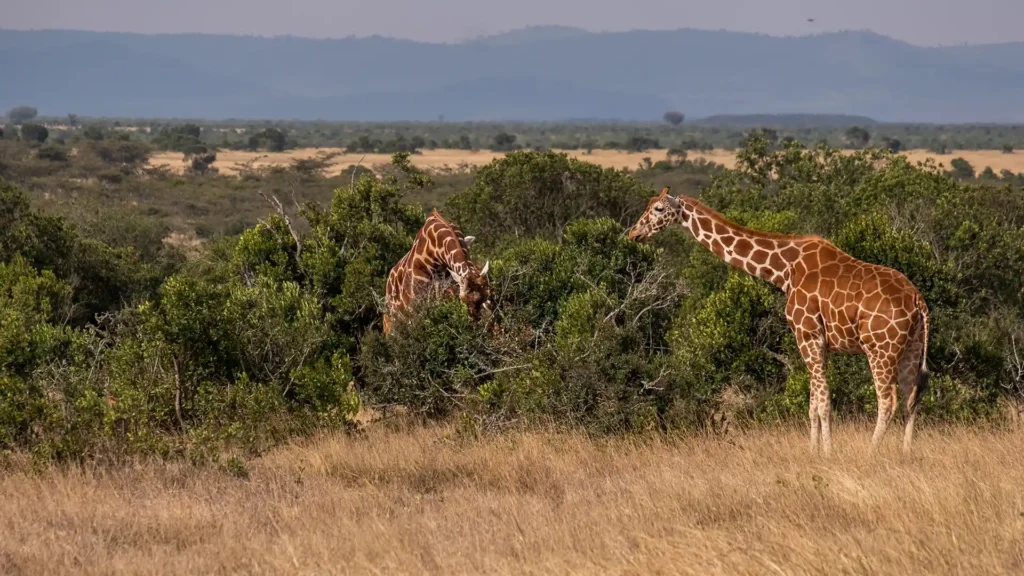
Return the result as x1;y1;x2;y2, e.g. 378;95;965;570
6;0;1024;46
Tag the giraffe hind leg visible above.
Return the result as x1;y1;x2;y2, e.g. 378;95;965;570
867;350;900;453
897;326;927;453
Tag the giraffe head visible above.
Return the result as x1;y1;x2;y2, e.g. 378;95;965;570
627;186;689;242
459;260;493;321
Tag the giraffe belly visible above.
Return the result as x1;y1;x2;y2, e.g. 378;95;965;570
823;321;863;353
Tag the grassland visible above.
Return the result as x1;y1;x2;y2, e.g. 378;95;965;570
148;148;1024;177
2;422;1022;575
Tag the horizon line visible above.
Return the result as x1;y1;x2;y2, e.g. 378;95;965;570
2;25;1021;49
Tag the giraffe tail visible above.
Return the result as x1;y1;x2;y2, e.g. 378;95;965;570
912;294;931;411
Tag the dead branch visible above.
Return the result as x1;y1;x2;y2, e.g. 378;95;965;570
351;154;367;189
259;190;303;260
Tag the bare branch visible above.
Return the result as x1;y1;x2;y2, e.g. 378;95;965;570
642;367;670;392
351;154;367;189
258;190;303;260
473;363;532;379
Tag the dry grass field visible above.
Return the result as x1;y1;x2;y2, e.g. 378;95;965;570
2;422;1022;575
149;148;1024;177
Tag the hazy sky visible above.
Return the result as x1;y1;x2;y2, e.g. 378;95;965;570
6;0;1024;46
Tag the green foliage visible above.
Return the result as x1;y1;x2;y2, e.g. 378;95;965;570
0;179;166;324
346;134;424;154
491;132;519;152
35;144;68;162
492;217;665;328
19;123;48;144
18;117;1024;154
845;126;870;148
82;140;152;169
447;150;650;244
949;157;975;180
247;128;288;152
668;272;790;423
297;155;427;347
622;135;661;152
186;150;217;175
4;123;1024;462
152;124;205;153
358;297;495;417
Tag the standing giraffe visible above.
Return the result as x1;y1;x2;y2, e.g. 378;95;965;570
384;209;493;335
627;187;930;455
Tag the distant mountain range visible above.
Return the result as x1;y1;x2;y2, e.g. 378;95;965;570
2;27;1023;122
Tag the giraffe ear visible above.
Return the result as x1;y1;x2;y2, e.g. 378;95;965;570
664;194;680;208
480;261;490;277
464;236;475;246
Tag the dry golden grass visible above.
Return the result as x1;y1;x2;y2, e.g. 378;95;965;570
148;148;697;176
147;147;1024;178
2;422;1023;574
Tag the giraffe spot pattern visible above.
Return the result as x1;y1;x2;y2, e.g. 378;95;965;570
627;189;931;455
384;210;492;335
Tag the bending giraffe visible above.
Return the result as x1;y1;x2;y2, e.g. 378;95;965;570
627;187;930;455
384;209;493;335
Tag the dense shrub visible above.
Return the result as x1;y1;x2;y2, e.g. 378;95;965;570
447;150;650;245
358;297;499;417
152;124;204;152
4;134;1024;462
358;216;682;430
246;127;289;152
19;123;49;144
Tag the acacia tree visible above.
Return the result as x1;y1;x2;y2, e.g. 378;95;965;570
845;126;871;148
950;157;975;180
6;106;38;125
663;111;685;126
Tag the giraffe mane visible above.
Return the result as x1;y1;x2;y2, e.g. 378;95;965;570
678;195;823;242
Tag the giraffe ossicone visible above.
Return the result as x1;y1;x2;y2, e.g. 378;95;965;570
628;187;931;455
383;209;493;336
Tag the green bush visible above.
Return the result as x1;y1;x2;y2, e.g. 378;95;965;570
446;150;651;245
4;131;1024;463
358;297;497;417
19;123;49;144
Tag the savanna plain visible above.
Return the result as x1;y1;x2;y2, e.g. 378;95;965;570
2;422;1022;575
148;147;1024;176
5;116;1024;575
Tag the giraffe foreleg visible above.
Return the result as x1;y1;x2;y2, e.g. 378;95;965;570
796;329;830;457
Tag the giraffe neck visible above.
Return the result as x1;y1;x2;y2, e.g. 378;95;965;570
678;200;795;291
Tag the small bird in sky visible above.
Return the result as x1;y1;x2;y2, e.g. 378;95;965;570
807;18;816;23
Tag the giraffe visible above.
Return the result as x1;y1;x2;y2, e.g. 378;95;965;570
627;187;930;455
383;208;493;336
